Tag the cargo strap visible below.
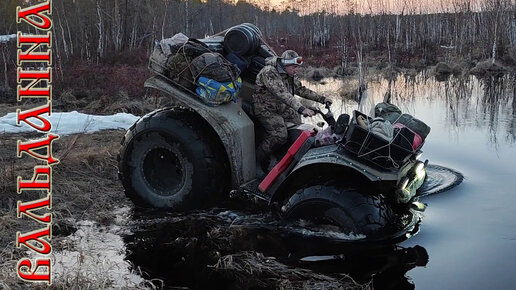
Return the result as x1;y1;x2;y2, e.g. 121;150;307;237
355;113;410;169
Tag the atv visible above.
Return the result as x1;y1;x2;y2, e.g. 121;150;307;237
118;27;428;243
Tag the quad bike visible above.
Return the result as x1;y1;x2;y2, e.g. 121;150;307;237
118;76;428;242
118;28;428;243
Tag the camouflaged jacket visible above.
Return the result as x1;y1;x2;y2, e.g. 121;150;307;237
253;57;323;114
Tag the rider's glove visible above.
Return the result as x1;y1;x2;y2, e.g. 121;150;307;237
297;106;315;117
302;108;316;117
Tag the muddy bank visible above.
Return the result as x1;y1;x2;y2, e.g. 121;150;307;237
0;131;137;288
298;57;514;88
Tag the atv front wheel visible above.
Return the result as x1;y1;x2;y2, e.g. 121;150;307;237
118;108;229;209
281;183;394;238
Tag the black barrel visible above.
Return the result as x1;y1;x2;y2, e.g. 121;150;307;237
224;23;262;56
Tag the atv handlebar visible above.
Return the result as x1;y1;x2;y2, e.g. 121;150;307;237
309;103;336;127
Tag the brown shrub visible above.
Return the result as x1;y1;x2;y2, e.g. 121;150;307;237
470;60;510;76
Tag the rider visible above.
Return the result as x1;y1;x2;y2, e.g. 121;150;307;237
253;49;332;172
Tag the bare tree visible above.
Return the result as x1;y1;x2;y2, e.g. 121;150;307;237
96;0;104;63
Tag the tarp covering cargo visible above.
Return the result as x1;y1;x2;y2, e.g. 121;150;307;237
149;34;212;90
374;102;431;139
190;52;240;83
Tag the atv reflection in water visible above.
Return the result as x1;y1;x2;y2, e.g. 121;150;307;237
299;245;429;289
124;209;428;289
124;165;461;289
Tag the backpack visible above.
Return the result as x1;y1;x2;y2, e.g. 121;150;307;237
190;52;241;83
374;102;402;121
165;40;212;90
149;33;189;76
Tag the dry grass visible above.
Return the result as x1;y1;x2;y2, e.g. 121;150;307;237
214;252;369;290
0;130;148;289
0;100;50;119
0;131;129;223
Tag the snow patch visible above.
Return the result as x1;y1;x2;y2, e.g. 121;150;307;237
0;111;139;135
0;34;16;43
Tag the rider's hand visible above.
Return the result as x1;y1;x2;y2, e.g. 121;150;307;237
302;108;315;117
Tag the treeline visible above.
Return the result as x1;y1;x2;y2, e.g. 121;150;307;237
1;0;515;97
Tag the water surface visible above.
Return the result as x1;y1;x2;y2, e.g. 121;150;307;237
303;72;516;289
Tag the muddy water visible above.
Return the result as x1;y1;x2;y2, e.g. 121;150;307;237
303;73;516;289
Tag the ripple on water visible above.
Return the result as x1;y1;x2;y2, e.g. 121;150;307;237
418;164;464;197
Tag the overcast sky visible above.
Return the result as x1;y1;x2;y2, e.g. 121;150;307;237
243;0;491;15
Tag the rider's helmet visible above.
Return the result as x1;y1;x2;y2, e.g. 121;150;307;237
280;50;303;66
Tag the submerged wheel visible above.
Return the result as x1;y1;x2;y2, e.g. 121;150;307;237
118;108;229;209
281;183;394;238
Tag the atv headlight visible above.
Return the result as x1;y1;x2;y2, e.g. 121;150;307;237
414;160;427;180
415;162;424;174
398;176;409;190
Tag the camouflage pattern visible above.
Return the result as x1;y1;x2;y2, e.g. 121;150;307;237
255;106;301;154
253;56;324;153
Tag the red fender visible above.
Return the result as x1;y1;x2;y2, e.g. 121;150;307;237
259;130;315;193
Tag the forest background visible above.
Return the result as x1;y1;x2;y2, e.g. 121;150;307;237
1;0;515;106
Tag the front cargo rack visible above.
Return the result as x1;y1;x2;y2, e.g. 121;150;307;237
343;110;421;169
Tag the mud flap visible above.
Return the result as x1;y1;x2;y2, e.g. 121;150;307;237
259;130;316;195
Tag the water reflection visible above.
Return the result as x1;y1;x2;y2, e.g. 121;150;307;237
300;245;428;290
478;76;516;144
124;209;429;289
120;73;514;289
302;72;515;146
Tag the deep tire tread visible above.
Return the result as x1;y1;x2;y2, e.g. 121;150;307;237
118;107;229;209
283;184;394;237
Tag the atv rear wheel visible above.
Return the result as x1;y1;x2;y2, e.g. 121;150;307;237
281;183;394;238
118;108;229;209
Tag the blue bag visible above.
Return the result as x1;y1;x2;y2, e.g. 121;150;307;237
195;76;242;106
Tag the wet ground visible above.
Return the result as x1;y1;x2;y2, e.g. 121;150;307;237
65;73;514;289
